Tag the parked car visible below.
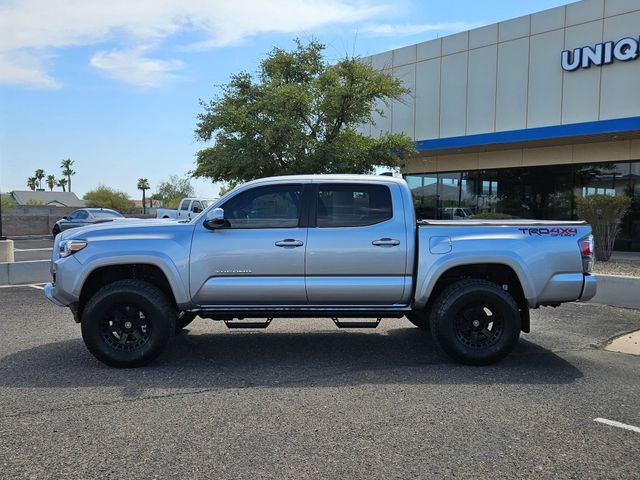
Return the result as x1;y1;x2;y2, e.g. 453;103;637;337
45;175;596;368
156;198;214;220
52;208;125;236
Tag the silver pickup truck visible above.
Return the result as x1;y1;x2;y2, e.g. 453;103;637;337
45;175;596;368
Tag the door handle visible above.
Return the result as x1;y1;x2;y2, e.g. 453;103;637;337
275;239;304;247
372;238;400;246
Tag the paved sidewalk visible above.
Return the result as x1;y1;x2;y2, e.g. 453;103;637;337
605;330;640;356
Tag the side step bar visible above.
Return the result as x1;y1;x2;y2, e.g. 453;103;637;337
224;318;273;329
332;317;381;329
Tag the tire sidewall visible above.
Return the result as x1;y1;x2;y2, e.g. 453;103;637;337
81;282;174;367
431;281;521;365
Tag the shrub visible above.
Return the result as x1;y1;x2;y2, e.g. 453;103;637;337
576;194;631;261
84;186;136;213
469;212;512;219
1;194;17;213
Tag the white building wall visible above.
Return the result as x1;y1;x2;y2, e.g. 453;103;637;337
365;0;640;141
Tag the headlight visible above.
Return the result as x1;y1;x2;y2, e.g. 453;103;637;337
59;239;88;257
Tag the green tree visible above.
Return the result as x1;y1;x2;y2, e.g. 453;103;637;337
217;181;237;197
34;169;45;189
576;194;632;261
1;194;17;213
46;174;56;191
57;177;68;192
137;178;150;214
27;176;37;191
151;175;195;209
84;185;135;213
194;39;416;183
60;158;75;192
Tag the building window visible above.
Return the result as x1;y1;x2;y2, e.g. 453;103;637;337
405;160;639;251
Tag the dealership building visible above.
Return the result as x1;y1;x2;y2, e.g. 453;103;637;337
363;0;640;251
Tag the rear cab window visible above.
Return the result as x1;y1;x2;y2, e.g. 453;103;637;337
316;184;393;227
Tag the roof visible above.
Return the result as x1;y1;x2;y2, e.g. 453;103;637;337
11;190;86;207
242;174;408;188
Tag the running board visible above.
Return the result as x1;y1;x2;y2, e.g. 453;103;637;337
224;318;273;329
332;317;381;329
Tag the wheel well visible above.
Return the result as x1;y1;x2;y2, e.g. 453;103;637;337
78;264;176;321
424;263;530;333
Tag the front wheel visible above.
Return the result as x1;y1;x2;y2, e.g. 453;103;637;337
81;280;176;367
52;225;60;236
429;279;521;365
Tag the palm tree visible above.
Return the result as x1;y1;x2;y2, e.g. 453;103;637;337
57;178;68;192
27;177;37;191
34;169;45;190
137;178;150;214
60;158;75;192
46;175;56;191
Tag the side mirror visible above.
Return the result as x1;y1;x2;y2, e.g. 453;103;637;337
65;216;71;221
192;206;202;214
204;208;226;229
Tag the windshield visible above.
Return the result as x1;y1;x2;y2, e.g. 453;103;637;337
202;200;213;208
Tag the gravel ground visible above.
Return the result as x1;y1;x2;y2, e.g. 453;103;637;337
593;260;640;277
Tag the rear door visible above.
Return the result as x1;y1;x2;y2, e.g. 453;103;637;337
189;183;309;306
304;182;409;305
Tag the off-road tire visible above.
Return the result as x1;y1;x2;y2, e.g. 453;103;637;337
81;280;175;368
429;279;521;365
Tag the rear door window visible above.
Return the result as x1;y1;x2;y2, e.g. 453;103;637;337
316;184;392;228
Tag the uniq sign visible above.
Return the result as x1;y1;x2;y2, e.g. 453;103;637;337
561;37;639;71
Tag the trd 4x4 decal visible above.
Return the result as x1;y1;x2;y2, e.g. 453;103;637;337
519;227;578;237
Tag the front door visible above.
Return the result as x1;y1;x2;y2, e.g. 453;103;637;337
190;183;308;306
304;182;409;305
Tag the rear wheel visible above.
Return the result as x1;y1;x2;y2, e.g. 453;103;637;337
429;279;521;365
81;280;175;367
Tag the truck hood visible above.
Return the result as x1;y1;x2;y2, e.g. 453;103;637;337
59;218;195;242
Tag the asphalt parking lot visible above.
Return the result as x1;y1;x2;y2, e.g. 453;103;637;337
0;287;638;479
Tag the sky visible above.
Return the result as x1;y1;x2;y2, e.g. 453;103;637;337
0;0;571;200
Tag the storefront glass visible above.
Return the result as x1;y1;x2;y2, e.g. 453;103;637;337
405;160;640;251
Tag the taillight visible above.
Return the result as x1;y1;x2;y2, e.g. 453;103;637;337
579;234;594;273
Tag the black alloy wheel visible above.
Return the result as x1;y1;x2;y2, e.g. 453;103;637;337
429;278;521;365
81;280;175;367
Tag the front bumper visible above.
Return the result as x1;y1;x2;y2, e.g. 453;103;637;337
578;274;597;302
44;283;65;307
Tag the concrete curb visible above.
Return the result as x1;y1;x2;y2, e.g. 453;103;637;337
590;274;640;309
0;260;51;285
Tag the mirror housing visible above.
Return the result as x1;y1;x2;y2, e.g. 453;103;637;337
192;206;202;214
204;208;226;229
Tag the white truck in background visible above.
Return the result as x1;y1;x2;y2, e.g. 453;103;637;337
156;198;215;220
